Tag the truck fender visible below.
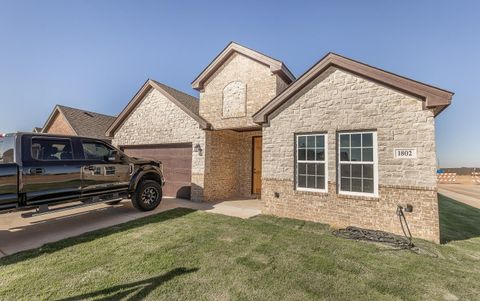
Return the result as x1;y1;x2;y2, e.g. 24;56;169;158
129;167;164;192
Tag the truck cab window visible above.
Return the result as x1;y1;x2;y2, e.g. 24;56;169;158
82;142;111;161
31;139;73;161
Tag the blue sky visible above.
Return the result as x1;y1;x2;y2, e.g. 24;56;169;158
0;0;478;167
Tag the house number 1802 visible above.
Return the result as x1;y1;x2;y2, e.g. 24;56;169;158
394;148;417;159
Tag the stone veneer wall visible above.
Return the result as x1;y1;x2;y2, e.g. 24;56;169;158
203;129;262;201
112;88;206;201
199;52;286;130
262;67;440;242
44;112;76;135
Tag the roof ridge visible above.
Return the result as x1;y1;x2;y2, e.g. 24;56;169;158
57;104;116;118
150;80;198;101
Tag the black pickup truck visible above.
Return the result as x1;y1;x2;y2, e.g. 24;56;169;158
0;132;165;216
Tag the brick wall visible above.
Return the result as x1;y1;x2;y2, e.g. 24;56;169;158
44;112;76;135
262;67;440;242
112;88;206;201
203;129;262;201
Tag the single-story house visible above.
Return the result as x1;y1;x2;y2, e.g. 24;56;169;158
107;42;453;243
42;105;116;141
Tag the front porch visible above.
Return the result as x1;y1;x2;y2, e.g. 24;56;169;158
202;129;263;202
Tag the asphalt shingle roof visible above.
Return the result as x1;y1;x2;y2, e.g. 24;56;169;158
56;105;116;140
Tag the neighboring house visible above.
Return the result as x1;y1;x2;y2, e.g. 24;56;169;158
42;105;116;141
107;42;453;242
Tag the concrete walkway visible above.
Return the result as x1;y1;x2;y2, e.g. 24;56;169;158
439;184;480;209
0;198;263;258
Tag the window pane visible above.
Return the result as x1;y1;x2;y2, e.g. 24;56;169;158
362;133;373;147
316;163;325;176
315;149;325;161
83;142;111;160
298;163;306;175
363;164;373;179
341;177;351;191
307;149;315;160
340;164;351;177
316;176;325;189
352;178;362;192
351;134;361;147
340;134;350;147
306;163;316;175
298;136;306;148
362;148;373;162
352;164;362;178
307;176;316;188
307;136;315;148
363;179;374;193
340;148;350;161
32;139;72;161
298;175;306;188
351;148;361;161
316;135;324;148
298;149;306;160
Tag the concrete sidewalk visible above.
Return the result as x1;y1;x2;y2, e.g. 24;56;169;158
439;183;480;209
0;198;263;258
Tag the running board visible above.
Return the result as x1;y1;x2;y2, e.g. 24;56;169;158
21;194;125;218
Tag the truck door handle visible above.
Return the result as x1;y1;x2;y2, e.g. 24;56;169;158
29;168;45;175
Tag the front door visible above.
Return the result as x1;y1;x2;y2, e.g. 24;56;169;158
252;136;262;195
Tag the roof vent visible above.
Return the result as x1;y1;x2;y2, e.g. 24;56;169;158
83;112;94;118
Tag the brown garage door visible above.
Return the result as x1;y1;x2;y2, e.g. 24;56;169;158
122;143;192;199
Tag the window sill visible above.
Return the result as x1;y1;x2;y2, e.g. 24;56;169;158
294;189;329;197
337;193;380;201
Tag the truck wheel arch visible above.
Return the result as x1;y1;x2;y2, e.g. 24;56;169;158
130;170;163;192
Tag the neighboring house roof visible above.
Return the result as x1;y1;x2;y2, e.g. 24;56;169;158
253;53;454;124
106;79;210;137
42;105;116;140
32;127;43;133
191;41;296;90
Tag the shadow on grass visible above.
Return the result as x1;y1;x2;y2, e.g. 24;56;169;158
439;194;480;243
0;207;196;266
55;267;198;301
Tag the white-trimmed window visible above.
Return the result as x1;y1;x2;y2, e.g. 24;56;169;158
338;131;378;197
296;134;328;192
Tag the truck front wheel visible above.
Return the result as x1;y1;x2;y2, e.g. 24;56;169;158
131;180;162;211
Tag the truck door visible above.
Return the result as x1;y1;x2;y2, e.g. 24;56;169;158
80;140;130;197
22;136;83;205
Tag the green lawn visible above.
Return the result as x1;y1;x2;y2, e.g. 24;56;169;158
1;194;480;300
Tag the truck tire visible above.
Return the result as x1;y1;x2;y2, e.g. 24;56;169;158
131;180;162;211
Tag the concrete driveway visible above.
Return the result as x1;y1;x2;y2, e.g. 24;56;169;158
0;198;262;258
439;183;480;209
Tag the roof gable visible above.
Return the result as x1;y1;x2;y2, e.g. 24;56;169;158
42;105;115;139
106;80;210;137
253;53;454;124
191;42;295;90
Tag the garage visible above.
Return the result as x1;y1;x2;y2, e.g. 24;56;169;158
122;143;193;199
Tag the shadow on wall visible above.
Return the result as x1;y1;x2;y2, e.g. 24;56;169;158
439;194;480;243
55;267;199;301
0;208;196;267
176;186;191;200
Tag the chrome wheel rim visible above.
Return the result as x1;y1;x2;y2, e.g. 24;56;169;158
141;187;158;205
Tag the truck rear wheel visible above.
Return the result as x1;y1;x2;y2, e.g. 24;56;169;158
131;180;162;211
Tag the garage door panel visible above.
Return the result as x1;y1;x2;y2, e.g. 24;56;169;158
122;143;192;199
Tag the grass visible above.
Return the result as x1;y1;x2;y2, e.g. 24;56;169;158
0;195;479;300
